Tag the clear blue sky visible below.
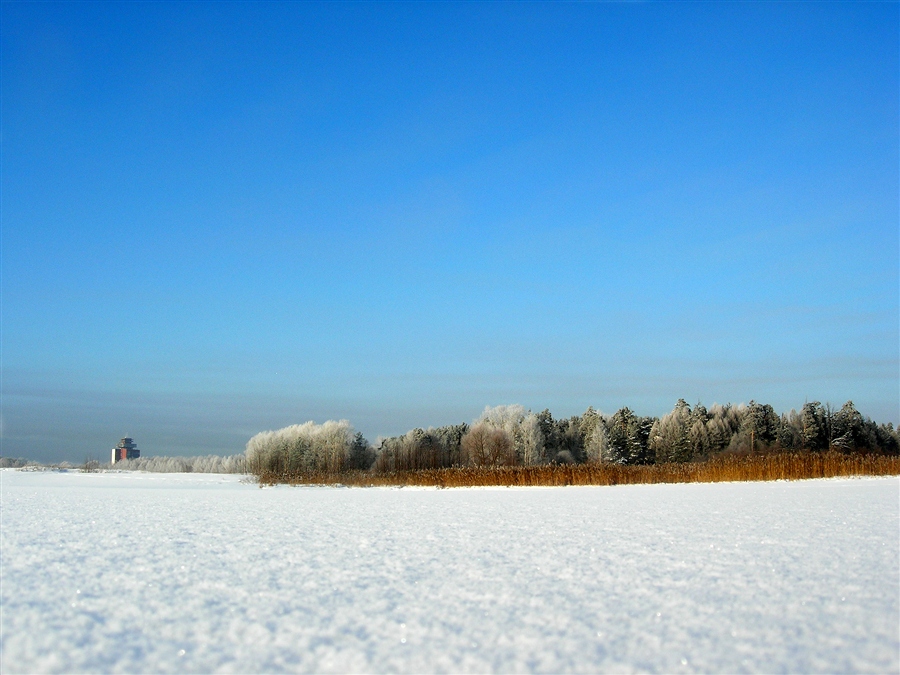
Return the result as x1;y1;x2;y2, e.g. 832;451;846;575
3;1;897;463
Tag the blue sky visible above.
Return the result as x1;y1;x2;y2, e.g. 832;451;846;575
3;2;897;462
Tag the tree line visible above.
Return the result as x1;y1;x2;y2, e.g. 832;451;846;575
245;400;899;477
0;454;249;473
105;454;248;473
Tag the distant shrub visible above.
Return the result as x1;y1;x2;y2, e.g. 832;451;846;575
110;454;248;474
0;457;30;469
81;457;101;473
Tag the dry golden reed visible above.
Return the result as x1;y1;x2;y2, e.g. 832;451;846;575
258;451;900;488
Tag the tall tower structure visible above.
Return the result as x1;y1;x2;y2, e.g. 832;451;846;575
111;437;140;463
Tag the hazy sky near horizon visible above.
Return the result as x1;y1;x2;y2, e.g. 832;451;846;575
3;2;898;463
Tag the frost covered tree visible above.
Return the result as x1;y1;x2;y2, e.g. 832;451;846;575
535;409;559;459
460;422;515;466
431;423;469;466
778;409;803;450
245;420;356;475
650;399;693;463
875;423;900;455
687;403;712;458
471;404;548;466
0;457;29;468
347;432;375;470
733;401;780;452
373;423;469;471
606;407;653;465
800;402;830;451
476;405;524;461
584;418;610;464
520;413;546;465
831;401;866;452
705;403;744;454
374;429;421;471
549;415;585;464
830;400;900;454
579;407;601;443
109;454;248;473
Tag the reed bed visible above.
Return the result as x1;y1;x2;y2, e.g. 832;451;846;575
257;451;900;487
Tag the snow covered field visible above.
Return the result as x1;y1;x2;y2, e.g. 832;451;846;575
1;470;897;674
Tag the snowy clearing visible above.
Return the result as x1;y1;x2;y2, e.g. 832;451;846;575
1;470;897;674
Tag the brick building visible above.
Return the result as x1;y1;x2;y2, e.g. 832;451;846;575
111;437;140;463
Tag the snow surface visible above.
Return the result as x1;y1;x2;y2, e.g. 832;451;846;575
1;470;897;674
